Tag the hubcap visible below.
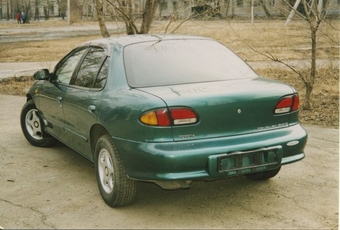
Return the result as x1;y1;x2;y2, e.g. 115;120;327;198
98;149;114;194
25;109;43;140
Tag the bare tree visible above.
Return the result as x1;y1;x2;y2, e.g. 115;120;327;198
284;0;332;109
94;0;159;35
113;0;158;34
57;0;67;19
139;0;158;34
21;0;31;23
95;0;110;37
234;0;335;110
69;0;78;23
259;0;271;18
34;0;39;20
7;0;11;21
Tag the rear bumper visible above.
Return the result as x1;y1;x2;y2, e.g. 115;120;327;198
113;124;307;181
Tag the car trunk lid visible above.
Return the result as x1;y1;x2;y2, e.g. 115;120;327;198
138;77;296;141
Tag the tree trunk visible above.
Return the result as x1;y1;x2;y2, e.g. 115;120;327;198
260;0;271;18
140;0;158;34
23;1;31;23
303;82;313;109
6;0;9;20
224;0;230;17
34;0;39;20
124;0;138;35
69;0;78;23
95;0;110;37
124;20;137;35
302;26;317;110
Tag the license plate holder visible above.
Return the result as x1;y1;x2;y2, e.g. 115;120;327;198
217;147;281;175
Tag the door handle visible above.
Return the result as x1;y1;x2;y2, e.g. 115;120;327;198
57;96;63;102
88;105;96;113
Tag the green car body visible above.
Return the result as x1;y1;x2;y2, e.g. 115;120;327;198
21;35;307;206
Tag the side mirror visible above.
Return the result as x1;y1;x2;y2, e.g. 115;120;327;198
33;69;50;80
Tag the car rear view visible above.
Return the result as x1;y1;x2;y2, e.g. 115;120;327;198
119;36;307;187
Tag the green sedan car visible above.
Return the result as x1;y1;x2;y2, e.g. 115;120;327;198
20;35;308;207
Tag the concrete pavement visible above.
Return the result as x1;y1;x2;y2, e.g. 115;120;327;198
0;62;57;79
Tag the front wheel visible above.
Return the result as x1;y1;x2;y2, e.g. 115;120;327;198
94;135;137;207
246;167;281;180
20;100;55;147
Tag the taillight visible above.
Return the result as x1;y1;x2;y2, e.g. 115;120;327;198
171;108;197;125
140;107;198;126
274;94;300;114
140;109;170;126
292;94;300;111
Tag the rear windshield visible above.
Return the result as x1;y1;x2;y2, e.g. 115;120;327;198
123;39;258;87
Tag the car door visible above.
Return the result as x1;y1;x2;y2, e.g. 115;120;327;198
38;47;89;142
62;47;109;159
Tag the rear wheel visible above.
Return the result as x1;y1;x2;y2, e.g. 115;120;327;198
94;135;137;207
246;167;281;180
20;100;55;147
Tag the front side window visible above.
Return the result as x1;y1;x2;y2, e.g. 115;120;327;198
54;48;88;84
73;47;107;88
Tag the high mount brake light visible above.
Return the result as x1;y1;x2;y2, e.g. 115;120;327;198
275;94;300;114
140;107;198;126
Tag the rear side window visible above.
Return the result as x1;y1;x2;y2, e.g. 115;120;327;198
124;39;258;87
73;47;107;88
94;58;108;89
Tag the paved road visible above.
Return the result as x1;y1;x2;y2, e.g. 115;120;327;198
0;62;57;79
0;20;124;43
0;94;338;229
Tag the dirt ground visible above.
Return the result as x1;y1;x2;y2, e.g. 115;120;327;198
0;19;339;229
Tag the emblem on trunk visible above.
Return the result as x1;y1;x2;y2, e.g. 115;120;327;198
237;109;242;114
179;134;195;139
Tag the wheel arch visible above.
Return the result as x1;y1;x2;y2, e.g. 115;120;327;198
26;93;33;102
90;124;110;158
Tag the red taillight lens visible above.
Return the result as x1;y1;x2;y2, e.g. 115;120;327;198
275;94;300;114
140;107;198;126
292;95;300;111
140;109;170;126
156;109;171;126
170;108;197;125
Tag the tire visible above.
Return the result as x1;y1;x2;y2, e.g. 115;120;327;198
20;100;55;147
246;167;281;180
94;135;137;207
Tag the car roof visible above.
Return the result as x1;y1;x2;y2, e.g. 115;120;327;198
81;34;213;48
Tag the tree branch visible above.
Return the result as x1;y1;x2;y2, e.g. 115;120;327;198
170;14;192;33
228;23;308;85
106;0;139;34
